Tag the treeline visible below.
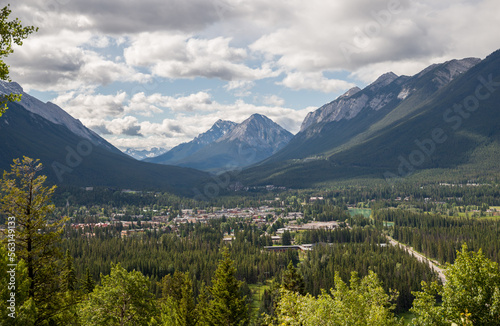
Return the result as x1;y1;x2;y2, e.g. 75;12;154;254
50;181;500;212
3;239;499;325
303;202;350;221
53;186;282;209
300;242;439;312
272;244;500;326
294;227;384;245
257;228;437;314
298;183;500;206
375;208;500;264
62;219;298;296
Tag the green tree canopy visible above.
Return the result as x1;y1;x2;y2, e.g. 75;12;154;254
58;249;80;325
152;271;197;326
282;261;305;295
281;230;292;246
0;245;35;325
411;243;500;326
0;157;66;324
82;267;95;295
275;270;402;325
78;263;156;325
0;4;37;116
203;248;249;326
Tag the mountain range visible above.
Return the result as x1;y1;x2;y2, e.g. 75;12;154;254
0;83;208;195
146;119;237;166
147;114;293;172
124;147;169;160
2;48;500;194
237;50;500;187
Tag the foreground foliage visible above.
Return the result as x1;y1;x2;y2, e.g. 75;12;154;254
78;263;155;325
0;158;67;325
0;5;37;116
411;244;500;325
273;271;403;326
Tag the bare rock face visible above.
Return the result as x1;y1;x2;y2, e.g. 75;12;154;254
148;113;293;171
218;114;293;151
146;119;237;164
299;58;480;136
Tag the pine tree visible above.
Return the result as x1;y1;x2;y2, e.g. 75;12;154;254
157;271;197;326
161;270;185;302
281;230;292;246
82;267;94;295
282;261;305;295
195;282;210;325
261;278;281;325
178;273;197;326
0;245;33;325
61;250;77;293
0;157;67;324
205;248;249;326
57;250;79;325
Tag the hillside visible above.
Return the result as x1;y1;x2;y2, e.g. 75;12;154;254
0;101;209;195
237;51;500;187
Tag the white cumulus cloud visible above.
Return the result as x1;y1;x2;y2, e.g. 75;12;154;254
53;91;128;120
280;72;356;93
124;33;278;81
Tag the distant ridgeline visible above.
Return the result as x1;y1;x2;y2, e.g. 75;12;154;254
238;50;500;188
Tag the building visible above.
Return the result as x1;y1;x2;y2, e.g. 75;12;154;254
264;244;314;252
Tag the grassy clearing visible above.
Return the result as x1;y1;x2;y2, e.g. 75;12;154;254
396;311;415;325
348;208;396;226
248;282;269;320
477;215;500;220
455;211;500;219
348;208;372;218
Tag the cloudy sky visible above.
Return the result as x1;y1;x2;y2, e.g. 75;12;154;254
5;0;500;151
